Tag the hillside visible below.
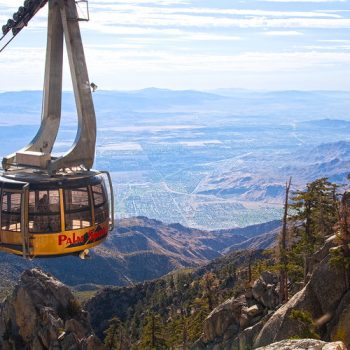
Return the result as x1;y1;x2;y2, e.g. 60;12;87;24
2;242;348;350
85;249;264;340
0;176;349;349
0;217;280;296
81;176;350;349
84;235;350;349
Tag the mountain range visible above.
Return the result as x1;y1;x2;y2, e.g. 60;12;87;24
0;217;280;297
195;140;350;203
1;89;349;123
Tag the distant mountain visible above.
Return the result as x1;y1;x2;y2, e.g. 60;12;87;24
213;220;281;238
0;217;280;296
1;89;349;126
195;140;350;203
299;118;350;129
0;89;228;125
223;227;280;253
294;140;350;163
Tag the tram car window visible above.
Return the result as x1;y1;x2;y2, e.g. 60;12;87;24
92;183;109;224
64;187;92;230
28;190;61;233
1;191;22;232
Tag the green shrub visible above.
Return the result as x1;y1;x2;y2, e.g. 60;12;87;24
289;309;320;340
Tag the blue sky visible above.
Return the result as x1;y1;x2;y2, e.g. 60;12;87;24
0;0;349;91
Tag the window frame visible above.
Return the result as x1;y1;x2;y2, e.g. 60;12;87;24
63;186;93;231
28;189;61;234
91;183;109;225
1;189;23;232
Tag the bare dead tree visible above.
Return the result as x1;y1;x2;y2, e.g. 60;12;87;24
279;177;292;304
182;316;188;350
248;249;253;284
151;314;156;348
335;191;350;289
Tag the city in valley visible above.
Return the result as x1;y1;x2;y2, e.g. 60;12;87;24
1;89;349;230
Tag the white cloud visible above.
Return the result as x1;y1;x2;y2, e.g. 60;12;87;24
0;0;349;91
84;3;350;34
2;2;349;37
89;5;342;19
184;33;241;41
261;0;345;2
1;45;349;90
82;47;350;72
90;0;190;4
262;31;304;36
82;49;350;90
301;44;350;50
319;39;350;43
4;45;349;73
124;32;242;42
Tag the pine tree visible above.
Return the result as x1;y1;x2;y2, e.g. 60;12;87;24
187;298;210;343
289;178;339;284
139;313;168;350
199;272;219;311
104;317;130;350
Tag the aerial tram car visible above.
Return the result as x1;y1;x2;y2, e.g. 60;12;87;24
0;0;114;258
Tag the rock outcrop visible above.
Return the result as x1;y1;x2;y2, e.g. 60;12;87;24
201;295;249;344
251;271;279;310
192;236;350;350
0;268;105;350
254;238;349;348
255;339;346;350
329;290;350;347
192;272;278;349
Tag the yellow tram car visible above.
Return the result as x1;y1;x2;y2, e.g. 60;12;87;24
0;171;114;258
0;0;115;259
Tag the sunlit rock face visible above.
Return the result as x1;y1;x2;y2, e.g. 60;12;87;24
255;339;346;350
254;238;348;348
0;268;105;350
192;237;350;350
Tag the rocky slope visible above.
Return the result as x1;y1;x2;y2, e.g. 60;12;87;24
85;249;263;340
0;217;280;294
254;238;350;348
0;268;104;350
83;233;350;349
193;235;350;350
1;233;348;349
256;339;346;350
192;271;280;350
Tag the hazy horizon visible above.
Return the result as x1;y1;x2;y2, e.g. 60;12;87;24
1;0;349;91
1;87;350;93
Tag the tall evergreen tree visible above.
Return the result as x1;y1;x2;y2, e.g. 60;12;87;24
104;317;130;350
289;178;339;283
139;313;167;350
199;272;219;311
